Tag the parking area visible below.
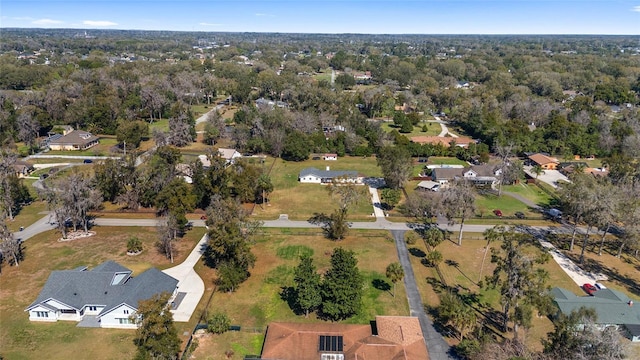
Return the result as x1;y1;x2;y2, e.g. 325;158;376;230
524;166;570;188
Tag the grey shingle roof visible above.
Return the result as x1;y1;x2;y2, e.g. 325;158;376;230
552;287;640;326
299;167;360;179
26;261;178;315
48;130;99;147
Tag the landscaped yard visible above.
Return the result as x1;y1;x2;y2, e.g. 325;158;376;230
251;156;383;221
427;156;469;166
501;183;556;208
190;228;409;359
5;200;48;232
0;226;205;360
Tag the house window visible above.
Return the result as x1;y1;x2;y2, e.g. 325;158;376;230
89;306;97;311
35;311;49;318
123;309;129;314
118;318;134;324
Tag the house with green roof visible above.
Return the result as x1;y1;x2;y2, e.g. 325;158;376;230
551;287;640;342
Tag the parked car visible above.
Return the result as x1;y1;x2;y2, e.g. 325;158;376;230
515;211;525;219
83;159;93;164
200;215;207;220
595;283;607;290
582;283;597;296
493;209;503;217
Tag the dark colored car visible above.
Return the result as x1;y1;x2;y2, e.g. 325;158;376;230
582;283;597;296
83;159;93;164
493;209;503;217
515;211;525;219
200;215;207;220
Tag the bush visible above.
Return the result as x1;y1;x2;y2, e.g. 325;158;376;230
207;312;231;334
127;236;143;253
405;232;418;245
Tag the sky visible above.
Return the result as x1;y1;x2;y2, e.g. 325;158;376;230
1;0;640;35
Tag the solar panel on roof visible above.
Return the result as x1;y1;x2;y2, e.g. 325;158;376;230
318;335;343;352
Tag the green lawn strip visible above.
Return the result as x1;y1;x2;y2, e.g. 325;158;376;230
474;192;539;218
501;183;554;208
427;156;468;166
380;121;441;137
148;118;169;132
0;226;204;359
6;200;48;232
29;158;86;164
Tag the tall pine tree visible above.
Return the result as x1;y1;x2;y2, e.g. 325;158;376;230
320;248;363;321
293;254;321;317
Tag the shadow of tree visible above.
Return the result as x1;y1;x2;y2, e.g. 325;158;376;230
279;286;302;316
408;247;426;258
372;278;391;292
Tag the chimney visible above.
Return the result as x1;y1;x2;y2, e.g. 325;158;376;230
326;166;330;171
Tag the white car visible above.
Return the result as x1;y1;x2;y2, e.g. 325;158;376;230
595;283;607;290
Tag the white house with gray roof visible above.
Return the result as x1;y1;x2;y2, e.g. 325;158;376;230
25;261;178;329
298;167;364;184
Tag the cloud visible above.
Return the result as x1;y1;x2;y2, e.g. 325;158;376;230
255;13;275;17
199;22;223;26
13;16;35;21
83;20;118;26
633;6;640;12
32;18;63;25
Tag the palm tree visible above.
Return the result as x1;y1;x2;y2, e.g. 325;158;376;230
385;262;404;298
532;164;544;179
479;226;501;282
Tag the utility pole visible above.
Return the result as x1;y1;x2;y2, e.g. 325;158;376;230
123;140;126;157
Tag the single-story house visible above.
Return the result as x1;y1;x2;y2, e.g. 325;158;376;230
431;165;500;188
527;153;559;170
217;148;242;164
25;261;178;329
48;130;99;151
551;287;640;342
323;153;338;161
260;316;428;360
13;160;35;178
299;167;364;184
410;136;475;148
256;97;289;109
417;180;440;192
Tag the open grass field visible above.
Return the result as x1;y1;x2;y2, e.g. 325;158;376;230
251;156;382;221
190;228;410;359
380;121;442;137
501;183;555;208
0;226;205;360
45;137;119;157
406;231;582;350
5;200;48;232
474;192;539;219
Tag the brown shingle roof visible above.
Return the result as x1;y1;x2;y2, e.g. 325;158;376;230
528;153;559;166
261;317;428;360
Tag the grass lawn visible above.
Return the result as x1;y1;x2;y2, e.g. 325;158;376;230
191;228;410;359
474;192;540;220
380;121;441;137
251;156;382;221
501;183;555;208
0;226;205;360
29;158;86;165
148;118;169;132
312;68;333;83
406;232;581;350
5;200;48;232
45;137;118;157
427;156;468;166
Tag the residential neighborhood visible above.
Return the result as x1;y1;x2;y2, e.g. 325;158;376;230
1;28;639;360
